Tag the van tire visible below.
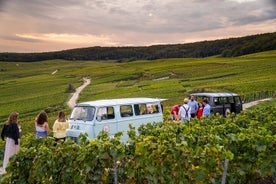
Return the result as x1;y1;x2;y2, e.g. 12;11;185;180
225;108;231;117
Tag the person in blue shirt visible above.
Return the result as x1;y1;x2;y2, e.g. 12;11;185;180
202;99;211;117
188;95;198;118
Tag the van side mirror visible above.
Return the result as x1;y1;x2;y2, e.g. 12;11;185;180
96;116;102;122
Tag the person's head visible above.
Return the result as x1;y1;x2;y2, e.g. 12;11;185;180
147;104;153;113
58;111;66;122
198;102;203;107
36;111;48;125
6;112;19;125
183;98;189;104
202;98;208;105
190;95;195;101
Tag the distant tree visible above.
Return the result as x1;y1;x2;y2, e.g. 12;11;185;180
67;83;75;93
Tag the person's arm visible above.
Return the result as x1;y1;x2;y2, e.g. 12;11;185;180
202;107;206;116
45;122;50;134
173;111;178;121
52;120;58;133
178;107;182;120
1;125;7;141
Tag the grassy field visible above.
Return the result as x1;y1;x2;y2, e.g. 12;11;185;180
0;50;276;135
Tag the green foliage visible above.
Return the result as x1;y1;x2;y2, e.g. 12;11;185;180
1;106;275;184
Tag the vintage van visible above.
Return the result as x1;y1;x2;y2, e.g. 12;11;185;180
190;93;243;117
66;97;165;142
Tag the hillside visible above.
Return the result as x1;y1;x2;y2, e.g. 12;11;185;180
0;50;276;123
0;32;275;62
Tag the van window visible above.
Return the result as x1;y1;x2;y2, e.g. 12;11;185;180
214;97;230;105
120;105;133;117
134;103;159;115
221;97;229;104
229;97;234;103
146;103;159;114
134;104;147;115
214;97;219;105
97;107;115;120
234;96;242;105
196;96;210;103
70;106;95;121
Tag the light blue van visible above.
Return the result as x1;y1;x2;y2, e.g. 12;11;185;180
66;98;166;142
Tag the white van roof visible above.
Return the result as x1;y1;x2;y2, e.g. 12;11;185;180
76;97;166;107
191;93;239;97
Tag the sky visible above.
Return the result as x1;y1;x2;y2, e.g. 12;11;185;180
0;0;275;53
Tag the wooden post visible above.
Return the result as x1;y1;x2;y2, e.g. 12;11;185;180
221;159;229;184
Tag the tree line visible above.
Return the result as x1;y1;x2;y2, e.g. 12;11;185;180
0;32;275;62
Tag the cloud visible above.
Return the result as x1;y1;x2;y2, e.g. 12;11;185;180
15;33;118;45
0;0;275;52
0;35;43;43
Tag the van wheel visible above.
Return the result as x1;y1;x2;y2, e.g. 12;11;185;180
225;108;231;117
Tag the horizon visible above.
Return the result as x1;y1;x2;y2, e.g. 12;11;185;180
0;0;276;53
1;31;275;54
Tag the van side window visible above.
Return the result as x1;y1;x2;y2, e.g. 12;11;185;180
120;105;133;117
154;104;160;113
197;96;209;103
107;107;115;119
97;107;115;120
229;97;234;103
214;97;219;105
234;96;242;105
146;103;159;114
221;97;229;104
134;104;147;115
214;97;230;105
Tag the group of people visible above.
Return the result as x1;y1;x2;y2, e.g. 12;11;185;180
35;111;69;140
0;111;69;173
170;95;211;123
0;97;208;173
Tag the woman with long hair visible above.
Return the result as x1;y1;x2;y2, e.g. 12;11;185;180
35;111;50;138
1;112;21;173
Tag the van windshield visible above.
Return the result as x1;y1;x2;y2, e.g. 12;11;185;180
70;106;95;121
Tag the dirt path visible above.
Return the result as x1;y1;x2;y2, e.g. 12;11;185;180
67;77;91;109
243;98;272;110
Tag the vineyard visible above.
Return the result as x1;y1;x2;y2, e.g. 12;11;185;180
1;50;276;122
1;106;275;184
0;50;276;183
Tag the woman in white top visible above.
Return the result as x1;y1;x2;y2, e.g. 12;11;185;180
35;111;50;138
53;111;69;141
